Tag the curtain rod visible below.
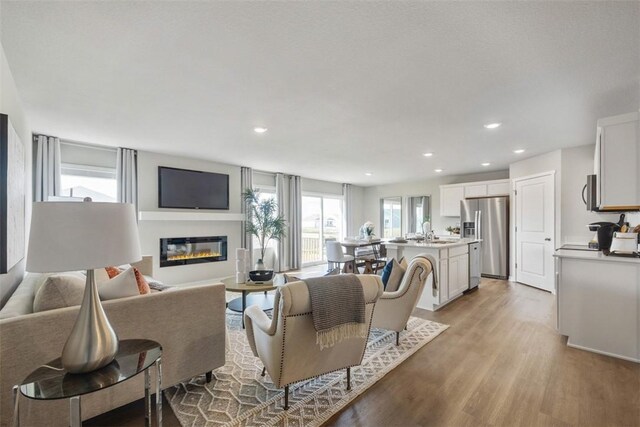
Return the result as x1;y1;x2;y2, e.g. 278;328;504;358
33;133;125;153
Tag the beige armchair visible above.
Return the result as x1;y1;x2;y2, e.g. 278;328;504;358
244;275;383;409
372;255;434;345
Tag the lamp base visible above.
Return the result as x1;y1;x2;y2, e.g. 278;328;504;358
61;269;119;374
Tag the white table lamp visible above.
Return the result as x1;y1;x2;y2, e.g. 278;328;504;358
27;199;141;373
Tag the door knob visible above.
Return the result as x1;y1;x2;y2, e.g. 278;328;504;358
544;238;551;241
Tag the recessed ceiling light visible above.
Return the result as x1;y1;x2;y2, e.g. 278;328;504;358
423;152;434;157
253;127;268;134
513;149;525;154
434;169;443;173
481;162;491;167
365;172;372;176
484;123;501;129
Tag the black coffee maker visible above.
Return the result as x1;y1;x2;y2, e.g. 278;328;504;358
588;214;625;251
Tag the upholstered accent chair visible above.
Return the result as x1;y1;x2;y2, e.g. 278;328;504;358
372;255;434;345
244;275;383;409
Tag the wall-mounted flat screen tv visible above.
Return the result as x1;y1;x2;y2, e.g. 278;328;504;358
158;166;229;209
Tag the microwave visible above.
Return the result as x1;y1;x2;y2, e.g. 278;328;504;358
584;174;599;212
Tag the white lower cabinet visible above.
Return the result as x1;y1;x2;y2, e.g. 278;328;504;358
448;253;469;297
556;255;639;362
438;259;449;304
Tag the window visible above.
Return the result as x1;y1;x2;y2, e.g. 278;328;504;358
302;194;343;265
58;141;118;202
380;197;402;238
407;195;431;234
60;165;117;202
250;187;278;266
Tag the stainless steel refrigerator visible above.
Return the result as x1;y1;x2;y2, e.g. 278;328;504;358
460;197;509;279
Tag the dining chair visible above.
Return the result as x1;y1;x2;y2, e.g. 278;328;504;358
326;241;355;272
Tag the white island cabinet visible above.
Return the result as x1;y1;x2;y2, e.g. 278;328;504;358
385;239;474;311
555;250;640;363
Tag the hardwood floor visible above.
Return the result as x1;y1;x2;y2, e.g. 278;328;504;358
87;278;640;426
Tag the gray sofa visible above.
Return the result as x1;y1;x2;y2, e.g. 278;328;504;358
0;257;226;426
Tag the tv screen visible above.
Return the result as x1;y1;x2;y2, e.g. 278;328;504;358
158;166;229;209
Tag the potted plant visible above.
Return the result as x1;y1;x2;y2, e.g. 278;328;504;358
242;188;287;281
360;221;375;241
445;225;461;235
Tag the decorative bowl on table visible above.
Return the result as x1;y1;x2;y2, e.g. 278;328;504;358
389;237;408;243
249;270;274;283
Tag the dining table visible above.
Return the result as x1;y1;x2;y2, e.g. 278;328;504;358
340;239;385;273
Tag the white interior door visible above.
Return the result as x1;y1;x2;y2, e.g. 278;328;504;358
515;173;555;292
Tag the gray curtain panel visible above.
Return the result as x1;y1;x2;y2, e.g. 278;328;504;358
34;134;62;202
116;148;138;209
275;173;286;272
287;175;302;270
274;173;302;271
343;183;352;237
240;167;253;255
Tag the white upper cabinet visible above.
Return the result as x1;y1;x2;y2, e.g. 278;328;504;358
487;180;510;196
440;179;510;217
464;184;487;198
440;185;465;217
596;112;640;211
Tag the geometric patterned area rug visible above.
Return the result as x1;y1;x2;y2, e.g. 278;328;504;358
166;313;448;427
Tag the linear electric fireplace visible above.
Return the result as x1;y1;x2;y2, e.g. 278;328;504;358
160;236;227;267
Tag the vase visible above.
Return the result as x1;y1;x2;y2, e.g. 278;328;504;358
255;259;266;271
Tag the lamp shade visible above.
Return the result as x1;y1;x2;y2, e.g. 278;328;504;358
27;201;141;273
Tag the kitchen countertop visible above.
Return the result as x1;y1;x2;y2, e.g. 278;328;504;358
554;248;640;264
384;238;479;250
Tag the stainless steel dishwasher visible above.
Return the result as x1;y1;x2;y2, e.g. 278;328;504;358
468;242;481;290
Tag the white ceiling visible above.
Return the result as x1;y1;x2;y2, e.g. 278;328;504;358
1;1;638;186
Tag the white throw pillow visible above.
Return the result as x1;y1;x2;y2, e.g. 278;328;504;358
0;273;52;319
399;256;409;270
33;274;85;312
385;258;406;293
93;268;110;284
98;267;140;300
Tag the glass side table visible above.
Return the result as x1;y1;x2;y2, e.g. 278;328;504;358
13;339;162;427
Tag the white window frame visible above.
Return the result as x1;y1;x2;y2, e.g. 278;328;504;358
302;191;344;266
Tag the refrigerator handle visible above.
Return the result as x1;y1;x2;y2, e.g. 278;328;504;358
473;210;477;238
476;210;481;240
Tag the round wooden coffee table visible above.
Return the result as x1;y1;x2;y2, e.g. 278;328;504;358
222;276;284;328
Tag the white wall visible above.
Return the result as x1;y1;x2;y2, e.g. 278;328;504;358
0;42;32;307
136;151;242;284
361;170;509;237
350;185;365;236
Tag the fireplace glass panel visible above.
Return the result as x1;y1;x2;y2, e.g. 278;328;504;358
160;236;227;267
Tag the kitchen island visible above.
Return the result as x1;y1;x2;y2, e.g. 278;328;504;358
554;249;639;362
385;238;479;311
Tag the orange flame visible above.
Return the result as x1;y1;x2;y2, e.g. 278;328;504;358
167;250;221;261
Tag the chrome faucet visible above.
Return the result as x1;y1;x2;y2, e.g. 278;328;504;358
425;230;436;242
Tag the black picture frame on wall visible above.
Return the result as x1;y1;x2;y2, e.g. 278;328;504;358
0;114;8;273
0;113;26;274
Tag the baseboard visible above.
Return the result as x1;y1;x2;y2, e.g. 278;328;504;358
566;340;639;363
